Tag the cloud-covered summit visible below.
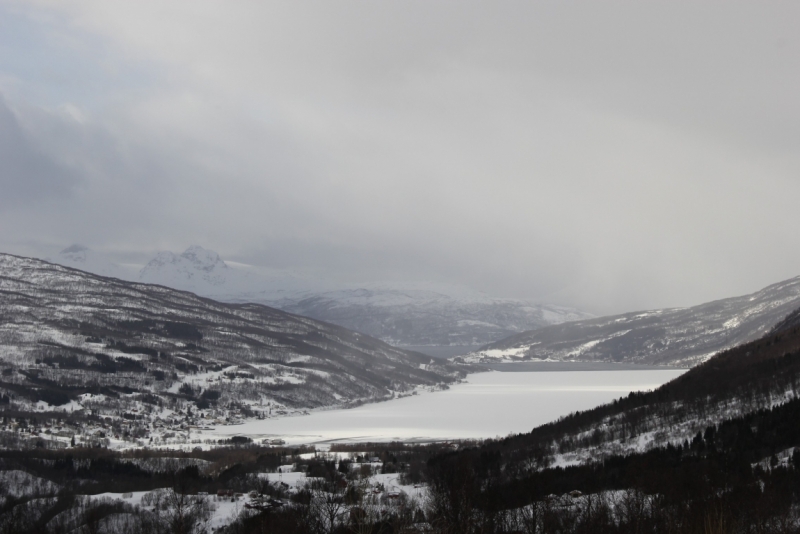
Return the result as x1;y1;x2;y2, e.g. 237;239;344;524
140;245;230;289
52;244;129;280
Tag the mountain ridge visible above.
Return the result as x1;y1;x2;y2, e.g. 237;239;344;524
49;244;593;347
463;274;800;366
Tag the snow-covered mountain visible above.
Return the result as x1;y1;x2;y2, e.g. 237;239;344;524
0;252;464;417
268;286;591;346
466;275;800;367
139;245;230;289
137;245;312;298
49;244;132;280
137;245;251;296
48;245;592;347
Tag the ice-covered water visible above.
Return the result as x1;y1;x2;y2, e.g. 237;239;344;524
207;370;685;446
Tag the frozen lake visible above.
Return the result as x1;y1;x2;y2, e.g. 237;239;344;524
204;369;685;446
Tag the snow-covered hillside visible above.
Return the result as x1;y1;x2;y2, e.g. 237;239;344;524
0;252;464;439
269;286;590;346
466;276;800;366
139;246;230;289
487;314;800;475
48;245;592;347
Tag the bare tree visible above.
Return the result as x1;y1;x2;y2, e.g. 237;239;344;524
143;486;211;534
307;478;346;534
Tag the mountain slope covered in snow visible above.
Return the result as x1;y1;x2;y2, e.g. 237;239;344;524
466;276;800;366
505;313;800;465
0;253;464;417
271;287;589;346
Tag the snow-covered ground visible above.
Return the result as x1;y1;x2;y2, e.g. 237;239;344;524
84;490;247;532
73;464;431;532
195;369;684;446
544;384;800;471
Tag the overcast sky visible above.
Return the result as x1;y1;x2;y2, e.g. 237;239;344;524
1;1;799;314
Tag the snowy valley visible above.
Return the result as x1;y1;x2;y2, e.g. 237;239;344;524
3;251;800;532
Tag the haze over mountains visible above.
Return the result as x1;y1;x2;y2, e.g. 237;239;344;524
50;245;592;347
466;275;800;367
50;245;800;367
56;244;129;280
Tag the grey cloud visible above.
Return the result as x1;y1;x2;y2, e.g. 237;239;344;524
0;97;79;208
2;2;800;315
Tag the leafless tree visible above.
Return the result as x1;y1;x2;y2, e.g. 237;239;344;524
306;478;346;534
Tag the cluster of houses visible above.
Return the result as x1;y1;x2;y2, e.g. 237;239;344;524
0;401;295;450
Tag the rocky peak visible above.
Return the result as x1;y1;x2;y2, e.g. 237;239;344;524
180;245;228;273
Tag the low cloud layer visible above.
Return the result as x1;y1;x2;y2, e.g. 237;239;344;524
1;1;799;314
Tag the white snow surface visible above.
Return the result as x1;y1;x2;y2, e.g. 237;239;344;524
193;370;683;446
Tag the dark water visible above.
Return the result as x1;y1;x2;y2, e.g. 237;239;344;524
398;345;483;359
479;361;684;372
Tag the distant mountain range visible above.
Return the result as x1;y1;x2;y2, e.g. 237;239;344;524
464;275;800;367
0;252;464;416
50;245;592;347
259;287;590;347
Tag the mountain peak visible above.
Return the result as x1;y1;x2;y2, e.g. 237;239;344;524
139;245;229;289
57;244;89;264
180;245;227;272
60;244;89;255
